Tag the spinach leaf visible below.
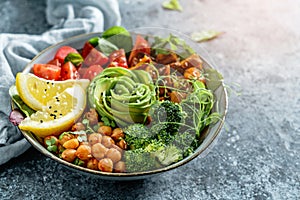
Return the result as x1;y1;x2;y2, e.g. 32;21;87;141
162;0;183;11
9;85;35;116
151;34;195;59
191;30;223;43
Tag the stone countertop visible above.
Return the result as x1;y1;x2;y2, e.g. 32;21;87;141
0;0;299;199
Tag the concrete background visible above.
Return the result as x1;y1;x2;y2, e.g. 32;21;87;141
0;0;299;199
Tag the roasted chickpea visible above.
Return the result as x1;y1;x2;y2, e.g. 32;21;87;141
44;136;59;146
111;144;123;153
84;108;98;125
105;148;122;163
97;126;112;136
111;128;124;141
61;149;77;163
117;139;127;150
87;158;99;170
114;161;126;173
98;122;105;127
44;136;59;153
98;158;113;172
59;133;74;146
63;138;79;149
101;135;115;148
91;143;108;160
76;144;92;160
71;122;86;131
88;133;102;146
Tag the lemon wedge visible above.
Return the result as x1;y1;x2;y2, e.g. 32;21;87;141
19;84;86;138
15;72;89;111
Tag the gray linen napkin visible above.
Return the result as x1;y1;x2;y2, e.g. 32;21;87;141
0;0;121;165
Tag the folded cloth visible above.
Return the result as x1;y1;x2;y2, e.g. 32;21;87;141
0;0;121;165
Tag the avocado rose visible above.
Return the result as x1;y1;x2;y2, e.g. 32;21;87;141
88;67;156;127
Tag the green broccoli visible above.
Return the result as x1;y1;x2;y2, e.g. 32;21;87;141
124;148;162;172
149;100;185;142
172;130;199;157
154;144;183;166
124;123;155;150
124;141;183;172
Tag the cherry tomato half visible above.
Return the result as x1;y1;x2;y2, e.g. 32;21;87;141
32;64;61;80
128;35;151;67
54;46;78;64
81;42;94;59
60;61;79;80
47;58;61;67
83;48;108;67
82;65;103;80
107;49;128;68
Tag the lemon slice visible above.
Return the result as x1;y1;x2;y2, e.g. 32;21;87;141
15;72;89;111
19;84;86;138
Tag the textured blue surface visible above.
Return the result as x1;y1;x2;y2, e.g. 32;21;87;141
0;0;299;199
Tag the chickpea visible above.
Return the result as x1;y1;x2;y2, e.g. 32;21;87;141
114;161;126;173
111;144;123;153
111;128;124;141
117;139;127;150
88;133;102;146
59;133;74;146
63;138;79;149
105;148;122;163
71;122;86;131
76;144;92;161
84;108;98;125
87;158;99;170
61;149;77;163
97;126;112;136
101;135;115;148
44;136;59;147
98;122;105;127
91;143;108;160
44;136;59;153
98;158;113;172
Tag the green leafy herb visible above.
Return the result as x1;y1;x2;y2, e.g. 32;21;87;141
162;0;183;11
191;30;223;43
101;26;133;53
101;116;116;128
151;34;195;59
204;68;224;91
89;37;100;47
97;38;119;56
9;85;35;116
64;53;83;66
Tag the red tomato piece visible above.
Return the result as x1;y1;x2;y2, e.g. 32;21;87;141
83;48;108;67
60;61;79;80
82;65;103;80
78;67;88;78
128;35;151;67
81;42;94;59
47;58;61;67
32;64;61;81
54;46;78;64
107;49;128;68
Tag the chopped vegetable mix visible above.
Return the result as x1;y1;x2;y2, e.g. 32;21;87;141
9;26;223;173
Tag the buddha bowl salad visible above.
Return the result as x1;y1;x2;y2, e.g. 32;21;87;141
10;26;223;173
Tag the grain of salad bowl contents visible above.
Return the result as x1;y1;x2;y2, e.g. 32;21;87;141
9;26;228;180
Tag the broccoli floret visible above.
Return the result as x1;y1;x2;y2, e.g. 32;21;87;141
124;141;183;172
124;123;155;150
124;148;162;172
154;144;183;166
149;100;185;142
172;130;199;157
